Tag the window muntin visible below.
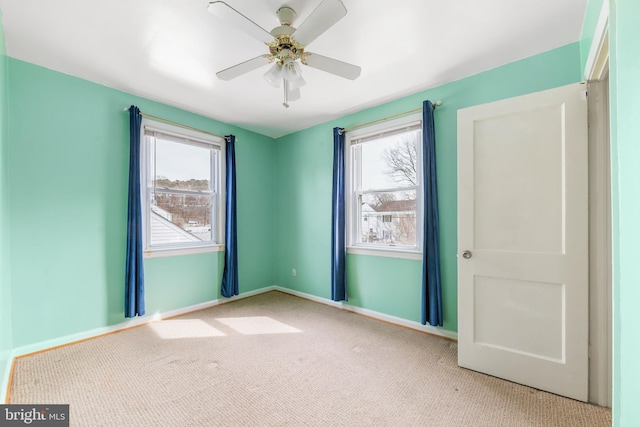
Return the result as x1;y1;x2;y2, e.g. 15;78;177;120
347;115;423;254
141;120;224;256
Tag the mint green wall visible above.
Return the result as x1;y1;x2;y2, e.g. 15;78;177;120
582;0;640;422
275;43;582;332
609;0;640;424
7;58;276;349
0;5;14;401
580;0;605;74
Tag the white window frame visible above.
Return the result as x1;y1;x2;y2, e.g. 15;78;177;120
140;119;225;258
345;113;423;261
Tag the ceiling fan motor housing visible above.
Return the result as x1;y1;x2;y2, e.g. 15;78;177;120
268;7;307;64
268;36;307;63
275;7;296;26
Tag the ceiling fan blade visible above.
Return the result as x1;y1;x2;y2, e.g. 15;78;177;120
304;53;361;80
207;1;273;44
292;0;347;46
217;55;271;81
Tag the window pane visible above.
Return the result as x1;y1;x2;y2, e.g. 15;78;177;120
360;129;420;190
150;192;213;245
154;137;211;191
359;190;417;246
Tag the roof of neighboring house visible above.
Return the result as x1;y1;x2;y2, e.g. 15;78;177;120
150;211;202;245
151;205;172;221
185;226;212;241
373;200;417;213
362;203;376;213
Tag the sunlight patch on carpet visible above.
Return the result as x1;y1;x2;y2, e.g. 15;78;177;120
216;316;302;335
149;319;226;339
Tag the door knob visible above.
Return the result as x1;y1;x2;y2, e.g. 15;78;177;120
462;250;472;259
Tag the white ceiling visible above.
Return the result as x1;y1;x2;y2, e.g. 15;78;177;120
0;0;587;138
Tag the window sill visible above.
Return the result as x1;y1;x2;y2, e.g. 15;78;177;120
144;244;224;259
347;246;422;261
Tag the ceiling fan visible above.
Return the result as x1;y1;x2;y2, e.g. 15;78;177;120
207;0;361;107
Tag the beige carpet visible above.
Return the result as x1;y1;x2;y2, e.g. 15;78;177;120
10;291;611;426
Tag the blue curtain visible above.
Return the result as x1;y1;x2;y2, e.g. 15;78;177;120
125;105;145;318
331;127;347;301
421;100;443;326
221;134;239;298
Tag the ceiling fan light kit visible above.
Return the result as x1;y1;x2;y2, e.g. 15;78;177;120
208;0;361;108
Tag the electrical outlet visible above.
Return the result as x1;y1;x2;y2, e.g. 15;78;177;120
292;268;297;277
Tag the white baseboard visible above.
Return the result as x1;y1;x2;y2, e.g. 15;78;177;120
273;286;458;341
7;283;456;397
1;355;12;403
3;285;455;401
11;287;274;359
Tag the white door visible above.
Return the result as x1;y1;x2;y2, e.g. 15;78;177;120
457;83;588;401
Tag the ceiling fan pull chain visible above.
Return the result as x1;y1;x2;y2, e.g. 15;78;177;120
283;80;290;108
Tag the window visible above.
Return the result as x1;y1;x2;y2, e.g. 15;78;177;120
141;120;225;257
346;114;423;258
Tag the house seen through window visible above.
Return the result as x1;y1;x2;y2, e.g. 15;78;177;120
346;114;423;255
142;120;224;256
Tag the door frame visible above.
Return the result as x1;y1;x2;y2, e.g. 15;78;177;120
585;0;611;407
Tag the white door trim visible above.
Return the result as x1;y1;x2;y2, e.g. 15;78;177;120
584;0;609;81
585;3;612;406
587;78;612;408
